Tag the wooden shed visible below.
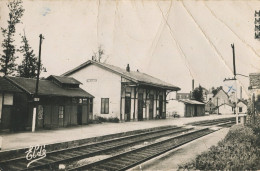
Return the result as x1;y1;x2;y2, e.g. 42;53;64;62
179;99;205;117
3;75;94;131
0;77;24;132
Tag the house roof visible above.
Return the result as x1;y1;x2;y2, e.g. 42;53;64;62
237;99;248;105
62;60;181;91
218;103;234;108
47;75;82;85
0;77;22;93
5;76;94;98
213;87;229;98
179;99;205;105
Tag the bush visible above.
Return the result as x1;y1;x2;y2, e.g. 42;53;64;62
107;117;120;123
179;125;260;170
97;116;107;122
96;116;119;123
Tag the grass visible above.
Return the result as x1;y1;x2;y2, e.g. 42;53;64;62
178;122;260;170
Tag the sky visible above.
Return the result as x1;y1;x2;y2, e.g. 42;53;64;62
0;0;260;98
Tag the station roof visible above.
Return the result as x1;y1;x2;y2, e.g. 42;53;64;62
179;99;205;105
5;76;94;98
62;60;181;91
47;75;82;85
0;77;22;93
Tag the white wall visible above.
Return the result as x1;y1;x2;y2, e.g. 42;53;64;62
68;64;122;119
237;102;247;114
166;100;185;117
219;104;233;114
212;90;229;106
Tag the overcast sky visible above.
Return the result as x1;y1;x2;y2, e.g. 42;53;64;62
0;0;260;98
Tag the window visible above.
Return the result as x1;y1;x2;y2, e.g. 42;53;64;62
239;107;242;112
4;93;13;105
59;106;64;118
89;99;93;113
101;98;109;114
82;98;88;104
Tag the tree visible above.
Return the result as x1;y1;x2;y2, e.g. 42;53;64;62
0;0;24;75
192;85;204;102
92;45;104;62
17;31;38;78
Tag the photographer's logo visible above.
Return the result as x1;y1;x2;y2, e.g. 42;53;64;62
25;145;46;168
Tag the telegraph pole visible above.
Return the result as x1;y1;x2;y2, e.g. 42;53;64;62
224;43;238;124
32;34;44;132
35;34;44;96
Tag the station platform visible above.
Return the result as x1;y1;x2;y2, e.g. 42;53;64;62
0;114;235;151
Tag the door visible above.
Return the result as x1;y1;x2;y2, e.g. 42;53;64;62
159;95;163;118
138;93;143;121
37;105;44;129
194;105;198;116
125;93;131;121
77;105;82;125
149;95;154;119
1;106;12;130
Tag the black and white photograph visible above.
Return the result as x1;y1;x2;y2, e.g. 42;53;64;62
0;0;260;170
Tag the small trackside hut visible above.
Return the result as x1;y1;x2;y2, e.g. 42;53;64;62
0;77;23;132
3;75;94;131
62;60;181;121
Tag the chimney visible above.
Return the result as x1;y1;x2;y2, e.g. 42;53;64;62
126;64;130;72
192;79;194;91
240;86;242;100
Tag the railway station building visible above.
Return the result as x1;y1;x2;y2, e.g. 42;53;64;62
0;76;94;132
62;60;181;121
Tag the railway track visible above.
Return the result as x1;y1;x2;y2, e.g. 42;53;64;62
0;117;236;170
188;117;236;126
0;126;192;170
69;128;215;171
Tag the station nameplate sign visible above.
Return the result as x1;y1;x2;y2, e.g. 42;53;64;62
34;98;40;102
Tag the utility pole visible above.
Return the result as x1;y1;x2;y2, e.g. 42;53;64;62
224;43;238;124
32;34;44;132
35;34;44;96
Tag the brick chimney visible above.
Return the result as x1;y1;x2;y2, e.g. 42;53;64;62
126;64;130;72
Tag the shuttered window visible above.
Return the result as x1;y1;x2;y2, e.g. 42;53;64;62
101;98;109;114
59;106;64;118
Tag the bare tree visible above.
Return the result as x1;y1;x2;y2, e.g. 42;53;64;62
92;45;104;62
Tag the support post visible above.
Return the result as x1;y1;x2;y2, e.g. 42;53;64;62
32;107;36;132
235;80;238;124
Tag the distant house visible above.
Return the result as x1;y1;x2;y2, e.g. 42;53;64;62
167;99;205;117
218;103;234;115
1;76;94;132
62;60;181;121
201;87;209;102
176;93;191;100
211;87;230;107
205;100;216;114
237;100;247;114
